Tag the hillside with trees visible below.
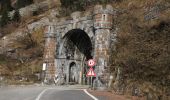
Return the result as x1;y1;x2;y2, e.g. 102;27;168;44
0;0;170;99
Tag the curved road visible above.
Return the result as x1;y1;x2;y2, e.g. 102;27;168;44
0;85;99;100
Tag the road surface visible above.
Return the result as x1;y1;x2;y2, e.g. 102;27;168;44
0;85;101;100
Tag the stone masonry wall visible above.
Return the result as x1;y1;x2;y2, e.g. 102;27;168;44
43;4;115;86
93;5;114;87
43;25;56;80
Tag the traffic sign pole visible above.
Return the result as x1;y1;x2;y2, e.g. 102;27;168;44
91;76;92;89
86;59;96;89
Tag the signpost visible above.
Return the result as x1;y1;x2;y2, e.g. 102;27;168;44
42;63;47;71
42;63;47;85
86;59;96;88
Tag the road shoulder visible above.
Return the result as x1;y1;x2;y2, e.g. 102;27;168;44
87;89;131;100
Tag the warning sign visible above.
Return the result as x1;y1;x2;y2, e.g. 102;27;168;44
86;68;96;77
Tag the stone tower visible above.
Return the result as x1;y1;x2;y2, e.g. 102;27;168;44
43;25;56;82
93;5;114;88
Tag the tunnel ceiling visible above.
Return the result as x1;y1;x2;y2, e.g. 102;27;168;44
63;29;93;60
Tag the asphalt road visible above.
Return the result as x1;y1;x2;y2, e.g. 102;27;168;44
0;85;99;100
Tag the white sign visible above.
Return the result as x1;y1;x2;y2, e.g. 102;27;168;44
87;59;96;67
42;63;46;71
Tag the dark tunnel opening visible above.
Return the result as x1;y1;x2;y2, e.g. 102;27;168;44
63;29;93;60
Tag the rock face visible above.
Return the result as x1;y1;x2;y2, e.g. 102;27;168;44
5;0;60;20
42;4;116;88
0;15;49;55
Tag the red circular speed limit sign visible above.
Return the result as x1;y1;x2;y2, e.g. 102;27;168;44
87;59;96;67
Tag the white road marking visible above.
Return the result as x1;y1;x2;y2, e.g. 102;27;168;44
35;88;49;100
83;89;99;100
35;87;98;100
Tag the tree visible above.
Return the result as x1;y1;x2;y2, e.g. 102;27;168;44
16;0;33;9
0;0;13;11
60;0;114;15
0;7;10;27
60;0;73;8
0;0;13;15
12;9;21;22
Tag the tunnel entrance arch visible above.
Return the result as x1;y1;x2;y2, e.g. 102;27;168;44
63;29;94;84
56;29;94;85
63;29;93;60
69;62;77;83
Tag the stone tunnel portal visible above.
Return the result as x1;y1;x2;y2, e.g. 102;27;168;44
44;4;114;88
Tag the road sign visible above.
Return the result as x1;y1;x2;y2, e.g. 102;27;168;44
42;63;46;71
87;59;96;67
86;68;96;77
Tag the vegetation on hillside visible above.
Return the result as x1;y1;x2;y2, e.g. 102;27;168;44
0;0;13;27
16;0;33;9
0;0;33;28
110;0;170;99
12;9;21;22
60;0;115;15
0;0;13;13
0;6;11;27
0;27;44;83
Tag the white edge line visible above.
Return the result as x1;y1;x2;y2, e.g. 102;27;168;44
83;89;99;100
35;88;49;100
